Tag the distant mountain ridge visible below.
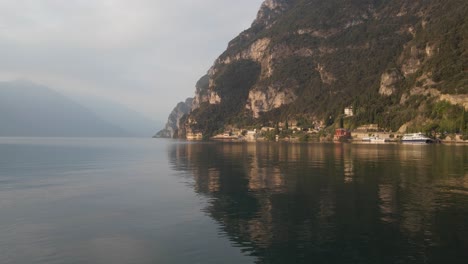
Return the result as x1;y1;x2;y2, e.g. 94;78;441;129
0;81;132;137
160;0;468;138
76;96;161;137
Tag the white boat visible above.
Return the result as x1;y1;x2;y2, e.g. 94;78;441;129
401;133;434;143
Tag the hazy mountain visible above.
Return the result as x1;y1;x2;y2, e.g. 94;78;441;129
164;0;468;138
74;96;162;138
0;81;131;137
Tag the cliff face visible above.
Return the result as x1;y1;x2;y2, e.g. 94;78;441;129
164;0;468;138
154;98;193;138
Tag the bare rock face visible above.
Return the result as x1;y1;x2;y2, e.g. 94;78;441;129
154;98;193;138
246;84;297;118
208;91;222;104
400;46;422;77
191;75;209;110
189;0;295;117
400;41;437;78
439;94;468;110
379;70;403;96
401;83;468;110
253;0;291;28
193;38;272;110
425;43;437;57
316;64;336;85
220;38;271;65
220;39;318;81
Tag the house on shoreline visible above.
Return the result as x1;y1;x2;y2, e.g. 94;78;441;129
187;132;203;140
334;128;352;141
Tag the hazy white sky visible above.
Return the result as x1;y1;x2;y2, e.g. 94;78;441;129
0;0;264;121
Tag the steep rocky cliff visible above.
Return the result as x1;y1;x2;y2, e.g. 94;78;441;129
154;98;193;138
163;0;468;138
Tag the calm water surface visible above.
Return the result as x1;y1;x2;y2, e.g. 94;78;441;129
0;138;467;263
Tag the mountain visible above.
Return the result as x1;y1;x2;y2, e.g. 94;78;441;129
154;97;193;138
162;0;467;138
0;81;131;137
74;96;161;138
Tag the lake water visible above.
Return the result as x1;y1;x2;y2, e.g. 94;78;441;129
0;138;467;264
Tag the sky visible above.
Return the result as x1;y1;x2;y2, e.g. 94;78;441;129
0;0;264;122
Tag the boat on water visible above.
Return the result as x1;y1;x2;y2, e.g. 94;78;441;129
401;133;434;143
362;136;387;143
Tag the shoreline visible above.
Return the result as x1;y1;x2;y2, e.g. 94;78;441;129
179;137;468;145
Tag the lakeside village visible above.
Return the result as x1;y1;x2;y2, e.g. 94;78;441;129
186;107;467;144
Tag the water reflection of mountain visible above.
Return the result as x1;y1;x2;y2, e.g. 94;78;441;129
168;142;468;264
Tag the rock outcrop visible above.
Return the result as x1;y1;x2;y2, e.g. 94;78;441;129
246;84;297;118
154;98;193;138
379;70;403;96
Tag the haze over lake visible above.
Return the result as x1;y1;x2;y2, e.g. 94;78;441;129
0;138;467;263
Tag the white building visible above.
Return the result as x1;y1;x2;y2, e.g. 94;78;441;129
344;107;354;117
245;130;257;141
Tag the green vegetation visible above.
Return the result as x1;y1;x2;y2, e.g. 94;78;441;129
413;0;468;93
182;0;468;138
189;60;260;136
